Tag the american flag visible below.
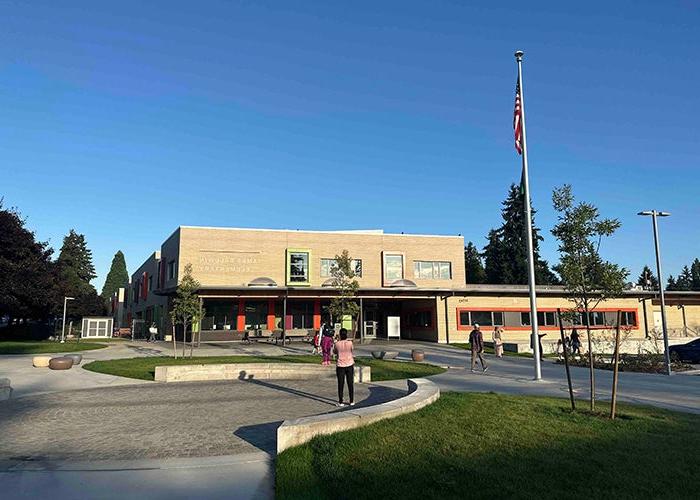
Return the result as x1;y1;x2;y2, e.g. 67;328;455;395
513;80;523;155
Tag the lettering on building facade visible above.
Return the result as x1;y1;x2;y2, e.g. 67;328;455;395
195;251;260;274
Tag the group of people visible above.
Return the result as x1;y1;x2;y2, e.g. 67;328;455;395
556;328;583;360
312;321;356;407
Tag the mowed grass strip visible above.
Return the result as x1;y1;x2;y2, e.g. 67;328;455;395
0;341;108;354
276;392;700;500
83;356;445;381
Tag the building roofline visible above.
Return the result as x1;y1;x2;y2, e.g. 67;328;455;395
177;225;463;239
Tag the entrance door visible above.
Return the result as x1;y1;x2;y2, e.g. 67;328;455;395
653;311;662;332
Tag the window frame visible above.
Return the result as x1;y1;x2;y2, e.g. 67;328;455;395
382;252;405;285
286;249;312;286
413;260;452;280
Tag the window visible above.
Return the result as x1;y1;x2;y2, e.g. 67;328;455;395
459;310;504;327
587;311;606;326
520;311;557;326
384;254;404;281
413;261;452;280
167;261;175;280
320;258;336;278
148;276;153;292
620;311;637;327
409;310;432;328
287;250;310;285
321;258;362;278
352;259;362;277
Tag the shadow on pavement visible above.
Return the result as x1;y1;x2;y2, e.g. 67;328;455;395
233;421;281;454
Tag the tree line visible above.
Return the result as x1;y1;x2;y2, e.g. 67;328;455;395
0;200;127;328
464;183;559;285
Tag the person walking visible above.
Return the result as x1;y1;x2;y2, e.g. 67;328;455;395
333;328;355;406
570;329;581;357
492;326;504;358
148;323;158;342
321;321;335;366
469;324;488;373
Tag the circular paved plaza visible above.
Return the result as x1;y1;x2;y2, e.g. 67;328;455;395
0;380;403;464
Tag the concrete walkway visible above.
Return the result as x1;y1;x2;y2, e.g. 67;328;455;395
351;340;700;414
0;340;287;398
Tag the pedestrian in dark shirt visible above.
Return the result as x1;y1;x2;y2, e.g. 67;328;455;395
469;324;488;373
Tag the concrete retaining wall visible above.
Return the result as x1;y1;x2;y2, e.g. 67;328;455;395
154;363;371;384
277;378;440;454
0;378;12;401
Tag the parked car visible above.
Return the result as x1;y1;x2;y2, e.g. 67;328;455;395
669;338;700;364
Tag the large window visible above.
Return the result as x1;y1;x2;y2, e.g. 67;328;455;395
521;311;557;326
459;310;504;327
320;258;362;278
287;250;311;285
383;253;404;281
414;261;452;280
167;261;175;280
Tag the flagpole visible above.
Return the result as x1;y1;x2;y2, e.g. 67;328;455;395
515;50;542;380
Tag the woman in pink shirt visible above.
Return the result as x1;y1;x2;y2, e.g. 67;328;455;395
333;328;355;407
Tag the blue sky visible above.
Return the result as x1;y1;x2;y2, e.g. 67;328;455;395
2;1;698;290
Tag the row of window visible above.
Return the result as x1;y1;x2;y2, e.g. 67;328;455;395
288;250;452;285
458;309;638;329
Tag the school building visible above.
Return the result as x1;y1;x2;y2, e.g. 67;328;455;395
117;225;700;347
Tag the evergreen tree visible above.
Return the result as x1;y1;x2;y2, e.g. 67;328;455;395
636;265;659;290
482;229;509;284
464;242;486;284
691;258;700;291
55;229;104;320
674;266;693;291
101;251;129;301
482;184;558;285
0;200;57;321
666;275;677;291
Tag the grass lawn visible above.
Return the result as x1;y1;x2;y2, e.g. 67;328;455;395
276;392;700;499
0;340;108;355
82;355;446;382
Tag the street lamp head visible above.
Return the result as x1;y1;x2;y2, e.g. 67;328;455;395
514;50;524;60
637;211;653;216
658;211;671;217
66;296;75;301
638;210;671;217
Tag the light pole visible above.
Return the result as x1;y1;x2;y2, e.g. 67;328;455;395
60;296;75;343
638;210;671;375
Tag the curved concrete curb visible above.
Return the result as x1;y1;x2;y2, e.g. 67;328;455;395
277;378;440;453
1;378;12;401
154;363;371;384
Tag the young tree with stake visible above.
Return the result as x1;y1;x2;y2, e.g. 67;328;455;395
326;250;360;338
169;264;203;358
551;185;628;412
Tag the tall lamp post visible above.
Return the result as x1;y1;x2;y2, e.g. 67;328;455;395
60;296;75;344
638;210;671;375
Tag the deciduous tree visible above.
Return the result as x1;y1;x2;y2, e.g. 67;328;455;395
326;250;360;338
551;184;629;412
0;200;57;323
170;264;203;358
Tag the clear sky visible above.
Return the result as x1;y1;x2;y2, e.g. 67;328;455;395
2;1;698;290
